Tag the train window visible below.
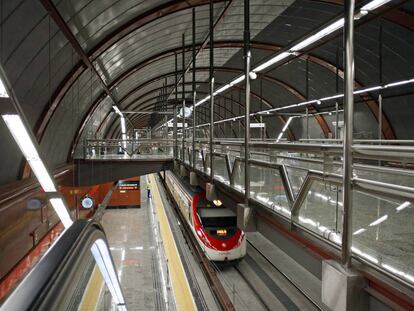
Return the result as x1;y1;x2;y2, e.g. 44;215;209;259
199;207;237;228
201;216;237;228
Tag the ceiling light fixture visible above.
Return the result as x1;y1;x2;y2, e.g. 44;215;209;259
2;114;73;228
2;114;57;192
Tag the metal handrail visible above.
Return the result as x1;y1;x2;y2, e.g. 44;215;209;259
1;220;126;311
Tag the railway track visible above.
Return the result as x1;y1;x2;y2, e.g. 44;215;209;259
157;173;321;311
157;173;234;311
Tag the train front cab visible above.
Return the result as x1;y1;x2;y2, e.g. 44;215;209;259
193;194;246;263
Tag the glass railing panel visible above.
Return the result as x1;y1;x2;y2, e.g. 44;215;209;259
205;153;211;175
351;191;414;284
213;155;230;184
184;148;190;165
195;150;204;171
297;180;342;241
278;156;324;171
250;148;271;161
250;163;290;216
231;159;244;192
354;168;414;188
81;263;115;311
285;166;308;197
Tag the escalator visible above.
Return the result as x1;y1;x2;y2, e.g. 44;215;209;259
1;220;127;311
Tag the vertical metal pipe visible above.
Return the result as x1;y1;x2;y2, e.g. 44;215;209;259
164;77;168;139
306;58;309;140
341;0;355;268
244;0;250;206
335;46;340;139
335;102;339;139
209;0;214;180
192;8;196;169
378;23;383;142
306;107;309;140
174;53;178;159
182;33;186;162
378;94;382;142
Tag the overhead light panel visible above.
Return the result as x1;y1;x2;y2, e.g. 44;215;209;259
253;52;291;73
230;75;245;86
290;18;344;52
2;114;56;192
120;117;126;134
360;0;391;12
112;105;122;116
49;198;73;228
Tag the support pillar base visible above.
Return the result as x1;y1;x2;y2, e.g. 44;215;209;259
205;183;217;201
237;203;256;232
190;171;198;186
174;160;180;173
322;260;368;311
180;165;187;177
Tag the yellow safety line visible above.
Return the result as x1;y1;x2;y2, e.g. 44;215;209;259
78;265;104;311
149;174;196;311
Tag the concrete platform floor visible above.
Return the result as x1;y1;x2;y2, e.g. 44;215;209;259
101;177;175;311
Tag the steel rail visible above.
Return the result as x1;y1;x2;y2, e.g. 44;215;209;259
158;172;235;311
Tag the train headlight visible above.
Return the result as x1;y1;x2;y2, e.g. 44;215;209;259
213;199;222;207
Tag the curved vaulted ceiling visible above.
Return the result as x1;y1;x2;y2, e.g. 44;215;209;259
0;0;413;185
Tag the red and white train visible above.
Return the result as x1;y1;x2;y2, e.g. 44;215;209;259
165;171;246;262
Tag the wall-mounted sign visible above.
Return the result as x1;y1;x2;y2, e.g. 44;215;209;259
250;123;265;128
179;107;192;118
168;123;188;128
27;198;42;211
118;180;140;191
81;196;94;209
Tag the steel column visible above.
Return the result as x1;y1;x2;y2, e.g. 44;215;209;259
244;0;251;206
209;0;214;180
378;94;382;141
192;8;197;169
341;0;355;268
182;34;186;162
174;53;178;159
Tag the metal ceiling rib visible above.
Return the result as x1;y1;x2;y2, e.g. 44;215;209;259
0;0;413;184
53;0;169;52
90;0;296;130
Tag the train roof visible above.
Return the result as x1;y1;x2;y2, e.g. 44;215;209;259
199;208;236;218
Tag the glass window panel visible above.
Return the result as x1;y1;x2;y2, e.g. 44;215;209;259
354;168;414;188
297;180;342;242
250;164;290;216
285;166;308;197
213;155;230;184
195;149;204;170
231;159;244;193
204;153;211;175
351;191;414;284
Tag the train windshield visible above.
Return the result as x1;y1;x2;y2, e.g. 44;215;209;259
198;208;237;228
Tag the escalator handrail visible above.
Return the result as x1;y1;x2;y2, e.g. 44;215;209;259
1;219;121;311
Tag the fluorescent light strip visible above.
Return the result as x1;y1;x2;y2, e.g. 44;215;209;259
276;117;294;142
360;0;392;12
369;214;388;227
192;77;414;130
91;239;126;306
49;198;73;228
396;201;411;212
112;105;123;116
291;18;344;52
253;52;291;73
353;228;366;235
2;115;57;192
120;117;126;134
156;0;403;132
